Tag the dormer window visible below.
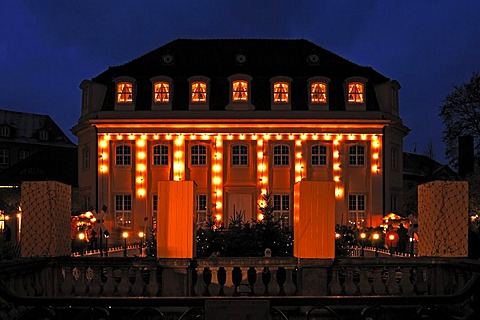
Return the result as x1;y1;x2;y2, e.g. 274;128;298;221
117;82;133;103
188;76;210;110
0;126;10;138
151;76;173;110
273;82;289;103
39;130;49;141
270;76;292;110
191;82;207;102
226;74;254;110
348;83;364;103
114;76;136;110
232;80;248;101
345;77;367;111
308;77;330;111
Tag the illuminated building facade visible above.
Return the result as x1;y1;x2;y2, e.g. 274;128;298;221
72;39;409;240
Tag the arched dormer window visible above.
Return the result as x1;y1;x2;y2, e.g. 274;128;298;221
344;76;367;111
114;76;136;110
308;76;331;111
188;76;210;110
226;74;254;110
271;76;292;110
151;76;173;110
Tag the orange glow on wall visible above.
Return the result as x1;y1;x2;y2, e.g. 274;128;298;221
137;188;146;197
324;134;331;140
137;139;145;147
137;151;146;160
99;140;108;148
335;187;344;197
128;134;135;140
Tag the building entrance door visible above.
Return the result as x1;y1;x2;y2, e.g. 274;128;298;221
227;193;253;224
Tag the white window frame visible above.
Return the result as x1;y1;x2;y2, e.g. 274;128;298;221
196;194;208;226
153;144;169;166
39;130;49;141
273;194;290;226
115;145;132;166
232;144;248;166
270;76;292;110
115;194;132;228
188;76;210;110
349;145;365;166
344;76;367;111
151;76;173;110
308;76;331;111
348;194;366;227
114;76;136;110
273;144;290;166
0;148;9;165
226;74;254;110
191;145;207;166
311;144;327;166
0;126;10;137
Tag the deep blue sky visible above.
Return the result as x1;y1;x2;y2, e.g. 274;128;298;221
1;1;479;164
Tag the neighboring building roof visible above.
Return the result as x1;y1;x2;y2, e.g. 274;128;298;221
0;147;78;187
403;152;457;181
0;109;75;147
92;38;391;112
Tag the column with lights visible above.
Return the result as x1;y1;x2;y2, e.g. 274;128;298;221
257;134;269;217
371;135;381;174
136;135;147;198
212;135;223;226
332;134;344;198
173;134;185;181
98;134;110;207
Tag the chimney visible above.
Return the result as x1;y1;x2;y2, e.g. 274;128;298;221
458;135;474;177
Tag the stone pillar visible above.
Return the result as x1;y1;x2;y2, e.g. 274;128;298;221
21;181;71;257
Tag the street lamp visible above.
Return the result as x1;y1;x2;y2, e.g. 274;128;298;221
122;231;129;257
104;230;110;257
138;231;144;256
359;232;367;257
372;232;380;257
78;232;86;256
388;234;395;256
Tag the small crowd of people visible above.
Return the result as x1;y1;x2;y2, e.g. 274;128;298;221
335;222;418;254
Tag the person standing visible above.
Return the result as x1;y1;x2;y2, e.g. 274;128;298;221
397;223;408;254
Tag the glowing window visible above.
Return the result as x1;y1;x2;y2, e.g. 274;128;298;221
117;82;133;103
311;82;327;103
273;145;290;166
232;145;248;166
273;194;290;226
115;194;132;228
348;194;365;227
154;82;170;103
232;80;248;101
273;82;289;103
191;82;207;102
311;145;327;166
191;145;207;165
153;145;169;165
115;145;131;166
349;145;365;166
348;82;364;103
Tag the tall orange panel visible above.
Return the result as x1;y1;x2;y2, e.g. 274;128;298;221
294;181;335;258
157;180;195;258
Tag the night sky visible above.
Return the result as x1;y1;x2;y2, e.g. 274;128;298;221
1;1;479;164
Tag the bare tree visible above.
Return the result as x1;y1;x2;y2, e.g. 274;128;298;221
439;73;480;169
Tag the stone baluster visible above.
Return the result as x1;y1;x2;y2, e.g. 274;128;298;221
253;267;265;296
146;268;159;296
88;266;102;296
223;267;235;296
33;270;45;296
239;266;251;295
283;268;296;296
193;267;206;296
456;269;467;292
24;273;36;296
102;267;115;296
358;268;372;295
132;267;145;296
344;268;357;295
386;267;400;295
74;266;87;296
117;267;130;296
268;267;280;296
372;268;386;295
209;267;221;296
400;267;414;294
328;267;342;295
60;267;73;296
262;267;271;296
414;267;427;295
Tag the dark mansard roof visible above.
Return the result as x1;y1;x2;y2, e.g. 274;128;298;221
92;39;391;112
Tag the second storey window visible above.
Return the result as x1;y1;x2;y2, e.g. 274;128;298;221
273;194;290;226
116;145;131;166
273;82;289;103
83;147;90;169
311;82;327;103
0;148;9;165
349;145;365;166
348;82;364;103
196;194;208;225
232;80;248;101
154;82;170;103
153;145;169;166
115;194;132;228
19;150;29;160
117;82;133;103
191;145;207;166
273;145;290;166
191;82;207;102
348;194;366;227
232;145;248;166
311;145;327;166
